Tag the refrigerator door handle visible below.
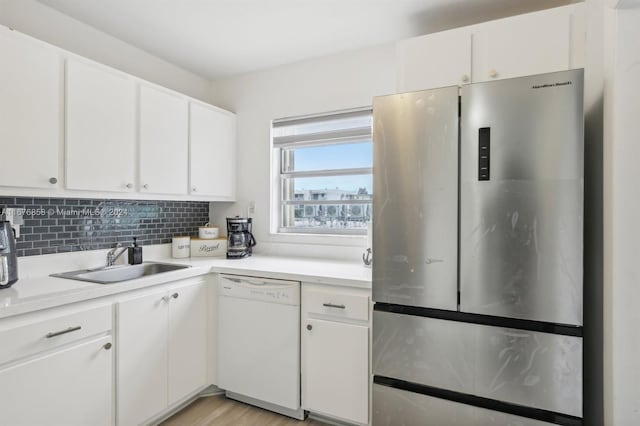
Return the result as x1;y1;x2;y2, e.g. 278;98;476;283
478;127;490;181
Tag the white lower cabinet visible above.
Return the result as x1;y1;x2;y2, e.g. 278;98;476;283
167;278;208;405
0;303;114;426
117;278;207;426
301;283;370;425
0;336;113;426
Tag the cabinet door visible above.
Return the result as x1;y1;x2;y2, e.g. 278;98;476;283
302;318;368;424
139;85;189;195
396;28;471;92
66;58;136;192
0;27;61;189
117;290;168;426
472;6;574;82
0;336;113;426
189;103;236;199
167;280;207;405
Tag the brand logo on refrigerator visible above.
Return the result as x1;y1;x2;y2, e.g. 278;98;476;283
531;81;572;89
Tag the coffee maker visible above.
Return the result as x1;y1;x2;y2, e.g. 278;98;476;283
0;221;18;288
226;217;256;259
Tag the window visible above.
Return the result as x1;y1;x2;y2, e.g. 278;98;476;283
273;108;372;235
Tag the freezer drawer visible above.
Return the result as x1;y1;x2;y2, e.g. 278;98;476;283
372;86;459;311
460;69;584;326
372;384;557;426
372;310;582;417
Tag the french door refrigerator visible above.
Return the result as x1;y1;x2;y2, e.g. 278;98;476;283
372;69;584;426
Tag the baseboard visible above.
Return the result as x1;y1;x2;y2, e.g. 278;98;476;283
225;391;306;420
307;411;363;426
147;385;221;425
198;384;225;397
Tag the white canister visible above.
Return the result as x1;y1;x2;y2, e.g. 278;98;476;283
172;236;191;258
198;224;220;239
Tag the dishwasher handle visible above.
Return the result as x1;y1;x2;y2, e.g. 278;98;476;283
224;277;269;286
220;275;299;290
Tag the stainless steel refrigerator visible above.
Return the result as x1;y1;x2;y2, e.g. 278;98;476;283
372;69;584;426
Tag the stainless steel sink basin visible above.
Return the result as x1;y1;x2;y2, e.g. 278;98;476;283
51;262;191;284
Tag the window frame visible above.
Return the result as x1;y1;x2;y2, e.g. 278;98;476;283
272;107;373;236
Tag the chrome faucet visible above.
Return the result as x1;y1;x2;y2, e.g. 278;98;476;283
106;243;128;267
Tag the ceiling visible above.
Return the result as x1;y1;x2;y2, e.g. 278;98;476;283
37;0;575;80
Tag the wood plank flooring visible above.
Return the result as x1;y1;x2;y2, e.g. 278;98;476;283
161;395;329;426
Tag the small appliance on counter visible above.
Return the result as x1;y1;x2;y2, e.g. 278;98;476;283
0;221;18;288
226;217;256;259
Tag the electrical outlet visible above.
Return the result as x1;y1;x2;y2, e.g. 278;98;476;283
248;201;256;215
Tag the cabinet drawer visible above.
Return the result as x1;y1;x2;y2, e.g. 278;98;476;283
0;304;112;365
305;289;369;322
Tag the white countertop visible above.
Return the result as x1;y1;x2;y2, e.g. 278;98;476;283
0;254;371;320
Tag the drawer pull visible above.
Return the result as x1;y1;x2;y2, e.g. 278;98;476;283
323;303;346;309
45;326;82;339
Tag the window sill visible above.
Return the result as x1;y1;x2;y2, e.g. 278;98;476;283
267;231;367;248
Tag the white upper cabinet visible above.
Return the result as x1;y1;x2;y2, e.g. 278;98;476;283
472;4;584;82
1;25;235;200
396;28;472;92
189;103;236;199
0;27;61;189
66;58;136;192
139;85;189;195
395;3;585;91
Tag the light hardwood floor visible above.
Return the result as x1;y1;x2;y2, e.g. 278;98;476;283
161;395;329;426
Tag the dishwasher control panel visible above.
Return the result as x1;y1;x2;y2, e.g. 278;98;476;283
219;274;300;306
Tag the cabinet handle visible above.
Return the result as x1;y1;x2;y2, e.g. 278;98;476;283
461;74;470;83
126;183;133;189
322;303;346;309
306;324;313;331
104;342;112;350
49;177;58;184
46;326;81;338
143;184;149;189
489;69;498;79
172;292;179;299
192;187;197;192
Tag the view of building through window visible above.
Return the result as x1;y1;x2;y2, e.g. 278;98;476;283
292;187;372;230
273;109;373;234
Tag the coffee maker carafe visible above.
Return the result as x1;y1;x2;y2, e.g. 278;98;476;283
0;221;18;289
226;217;256;259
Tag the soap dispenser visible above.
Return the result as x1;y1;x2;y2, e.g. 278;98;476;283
128;237;143;265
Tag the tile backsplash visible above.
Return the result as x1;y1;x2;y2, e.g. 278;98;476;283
0;197;209;257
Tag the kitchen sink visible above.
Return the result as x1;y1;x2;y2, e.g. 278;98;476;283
50;262;191;284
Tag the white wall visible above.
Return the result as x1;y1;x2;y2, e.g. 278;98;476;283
607;6;640;426
0;0;211;101
210;44;396;260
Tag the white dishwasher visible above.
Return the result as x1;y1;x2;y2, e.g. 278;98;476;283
217;274;304;419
